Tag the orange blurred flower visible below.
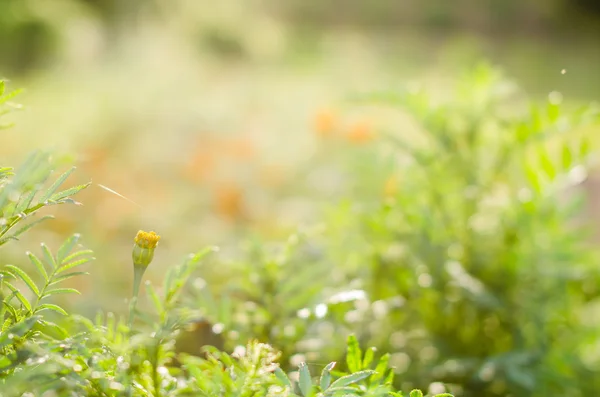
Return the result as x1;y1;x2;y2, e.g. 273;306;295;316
214;183;245;221
183;146;216;183
346;120;375;144
314;108;338;137
224;136;255;160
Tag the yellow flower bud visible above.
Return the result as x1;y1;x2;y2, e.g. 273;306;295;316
132;230;160;268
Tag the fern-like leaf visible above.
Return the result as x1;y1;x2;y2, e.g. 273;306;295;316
370;354;390;385
56;257;94;274
56;233;80;264
0;316;39;349
49;272;89;286
4;265;39;296
27;251;48;282
3;281;32;312
61;249;94;264
145;282;164;316
8;215;54;241
41;243;57;269
35;303;68;316
38;167;77;203
346;334;362;373
49;183;90;202
41;288;80;298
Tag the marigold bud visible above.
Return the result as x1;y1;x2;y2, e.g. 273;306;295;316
132;230;160;268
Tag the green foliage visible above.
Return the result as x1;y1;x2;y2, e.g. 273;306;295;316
0;151;94;387
191;229;340;365
0;219;433;397
335;63;600;395
0;233;93;383
0;0;59;73
0;132;441;396
0;123;91;247
2;64;600;396
0;80;22;129
170;64;600;396
264;335;450;397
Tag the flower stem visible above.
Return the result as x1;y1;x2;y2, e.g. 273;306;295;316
128;265;146;329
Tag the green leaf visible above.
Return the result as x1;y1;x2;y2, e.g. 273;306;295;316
41;243;57;268
363;347;376;369
319;362;336;390
27;251;48;282
0;88;22;104
3;301;18;322
14;190;37;214
547;101;560;123
0;236;18;246
529;104;542;133
145;282;164;315
0;270;14;280
56;198;82;206
274;367;293;389
579;136;591;158
383;368;394;385
62;249;94;264
56;256;94;274
346;334;362;373
35;319;68;339
0;167;14;181
39;167;76;203
4;281;32;312
163;267;176;296
49;271;89;285
35;303;68;316
50;183;91;202
4;265;39;296
329;370;374;388
57;233;81;264
410;390;424;397
0;316;39;348
1;318;11;332
9;215;54;240
42;288;80;298
538;149;556;180
323;386;359;396
298;363;313;396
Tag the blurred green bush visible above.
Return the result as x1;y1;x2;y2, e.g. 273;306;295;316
0;90;447;395
0;0;58;73
191;64;600;396
2;2;600;393
344;63;600;396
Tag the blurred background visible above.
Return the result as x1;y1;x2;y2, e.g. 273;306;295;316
2;1;600;395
